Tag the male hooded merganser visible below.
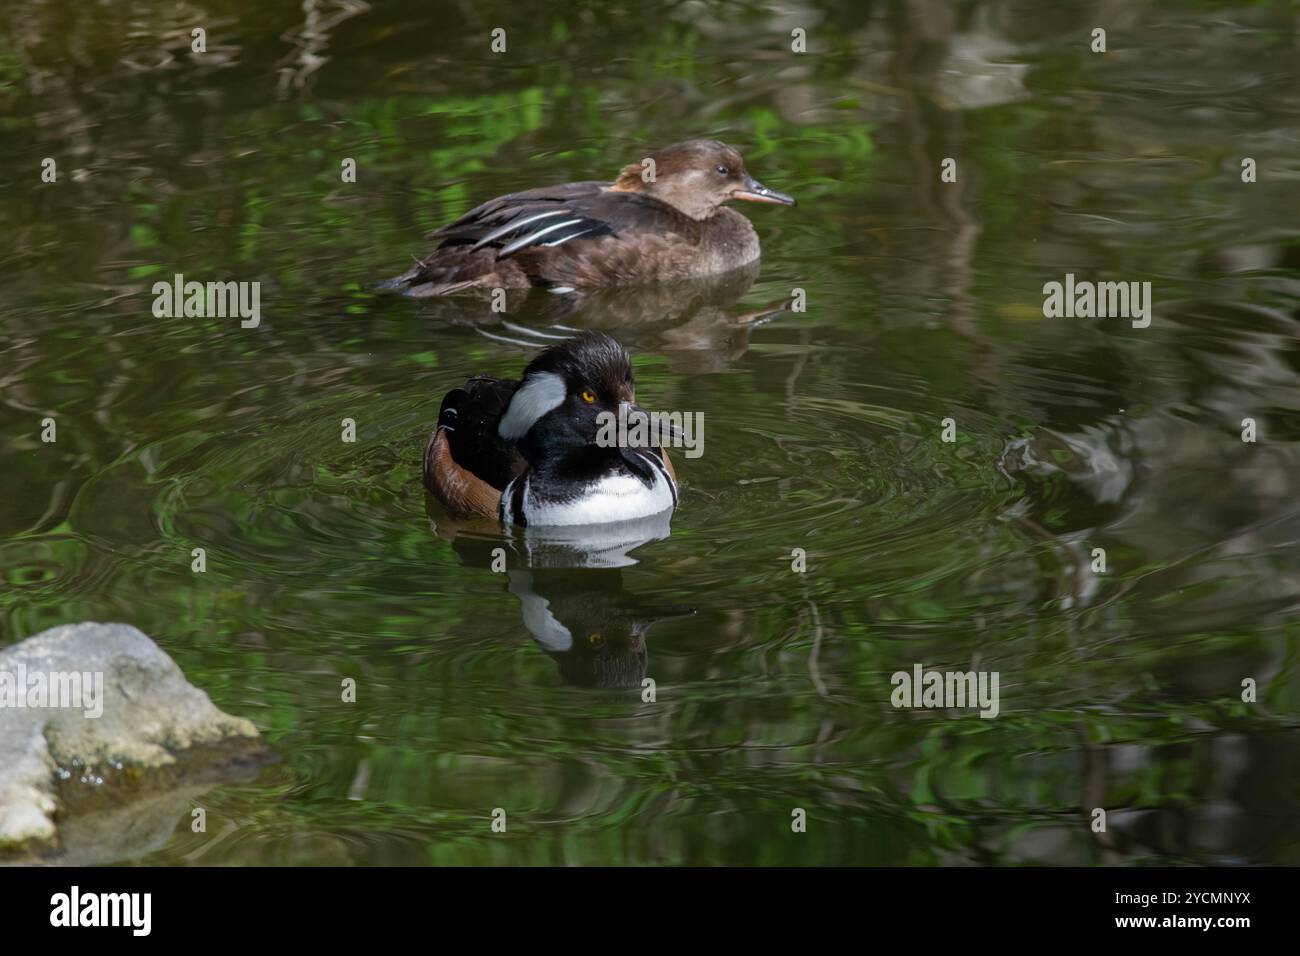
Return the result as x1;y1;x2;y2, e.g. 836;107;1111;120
386;140;795;296
424;331;678;527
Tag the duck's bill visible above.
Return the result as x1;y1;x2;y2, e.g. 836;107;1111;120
619;605;698;628
733;175;796;206
619;403;686;446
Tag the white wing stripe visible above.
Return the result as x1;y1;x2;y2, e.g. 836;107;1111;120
472;209;570;249
499;219;586;256
543;228;593;247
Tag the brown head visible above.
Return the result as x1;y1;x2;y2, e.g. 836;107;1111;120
609;139;796;220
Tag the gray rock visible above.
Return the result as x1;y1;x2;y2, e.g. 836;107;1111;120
0;622;259;855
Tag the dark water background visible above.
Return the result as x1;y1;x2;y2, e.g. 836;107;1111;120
2;0;1299;864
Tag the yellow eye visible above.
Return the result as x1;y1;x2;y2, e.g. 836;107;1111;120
587;632;604;648
581;388;596;403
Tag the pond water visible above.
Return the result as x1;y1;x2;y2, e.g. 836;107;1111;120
1;0;1298;865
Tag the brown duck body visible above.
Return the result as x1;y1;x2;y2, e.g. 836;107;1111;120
385;140;794;297
393;184;761;296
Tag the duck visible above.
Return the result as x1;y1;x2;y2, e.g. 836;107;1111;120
424;331;679;527
386;139;795;296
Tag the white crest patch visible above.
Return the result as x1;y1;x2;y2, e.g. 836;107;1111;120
498;371;566;440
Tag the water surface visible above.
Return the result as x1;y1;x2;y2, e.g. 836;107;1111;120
1;0;1299;865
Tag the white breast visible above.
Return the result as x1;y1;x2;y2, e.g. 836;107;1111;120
520;467;676;527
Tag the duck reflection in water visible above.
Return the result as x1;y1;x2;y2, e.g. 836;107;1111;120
508;567;692;689
429;505;690;688
429;502;674;569
403;262;794;372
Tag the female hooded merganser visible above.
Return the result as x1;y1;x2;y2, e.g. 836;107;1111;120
424;331;678;527
387;140;795;296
